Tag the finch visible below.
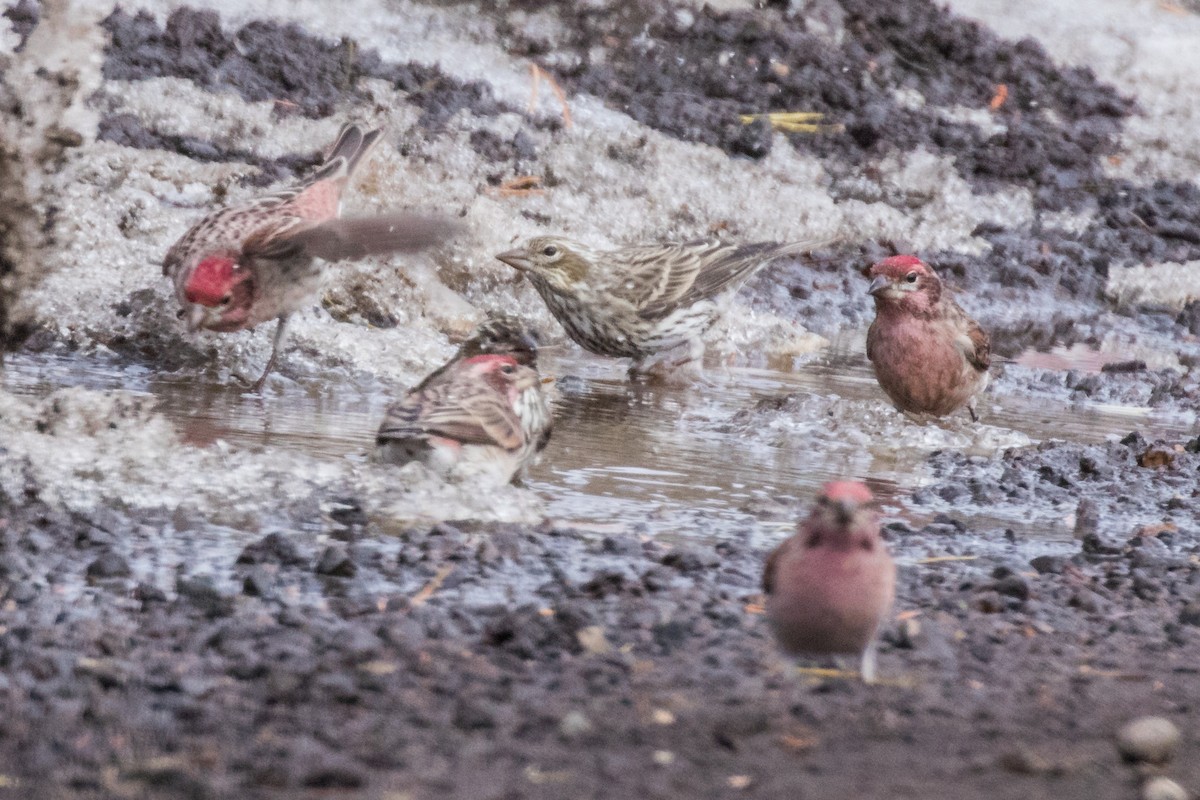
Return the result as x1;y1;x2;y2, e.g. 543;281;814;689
413;313;552;454
865;255;991;420
495;235;831;372
763;481;896;684
163;122;459;390
375;353;548;486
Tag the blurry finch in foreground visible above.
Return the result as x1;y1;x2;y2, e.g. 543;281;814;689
763;481;896;684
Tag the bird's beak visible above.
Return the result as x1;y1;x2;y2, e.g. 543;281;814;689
495;249;533;272
833;500;857;526
867;275;891;296
516;331;539;354
186;304;209;332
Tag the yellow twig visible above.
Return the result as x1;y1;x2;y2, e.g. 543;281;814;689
793;666;915;688
486;175;545;198
740;111;843;134
529;64;573;128
410;563;454;607
915;555;979;565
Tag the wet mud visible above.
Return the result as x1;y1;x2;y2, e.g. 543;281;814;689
2;0;1199;797
1;457;1199;799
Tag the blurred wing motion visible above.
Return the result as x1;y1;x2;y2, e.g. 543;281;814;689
243;213;463;265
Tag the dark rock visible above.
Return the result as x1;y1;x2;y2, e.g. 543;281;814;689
175;575;235;618
1081;531;1123;556
453;697;497;730
236;532;307;566
1029;555;1065;574
315;545;356;577
242;568;275;598
134;582;168;604
86;551;131;582
661;544;719;573
1101;359;1146;373
1178;602;1200;627
993;575;1030;600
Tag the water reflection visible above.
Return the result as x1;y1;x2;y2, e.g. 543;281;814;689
2;345;1192;542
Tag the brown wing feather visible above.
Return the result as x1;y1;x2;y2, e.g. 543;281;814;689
378;381;523;451
964;318;991;373
762;537;796;595
420;391;524;450
944;297;991;373
865;317;880;364
607;237;829;320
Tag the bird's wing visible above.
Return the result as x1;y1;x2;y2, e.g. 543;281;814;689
418;388;525;450
379;378;523;451
865;317;880;364
251;124;383;211
242;214;460;264
611;238;824;320
963;318;991;373
946;299;991;372
762;537;795;595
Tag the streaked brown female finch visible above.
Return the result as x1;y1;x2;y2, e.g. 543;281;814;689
163;123;459;390
495;235;831;372
763;481;896;684
375;353;550;486
866;255;991;420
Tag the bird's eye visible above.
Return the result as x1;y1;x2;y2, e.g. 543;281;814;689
500;364;516;374
905;272;918;283
219;294;232;306
542;245;558;257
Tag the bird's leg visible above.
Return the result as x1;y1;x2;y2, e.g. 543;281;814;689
859;639;879;685
664;336;706;370
967;401;979;423
251;315;290;392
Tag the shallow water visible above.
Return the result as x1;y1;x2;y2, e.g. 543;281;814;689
3;344;1193;546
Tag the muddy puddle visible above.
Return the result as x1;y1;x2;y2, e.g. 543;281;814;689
4;345;1193;547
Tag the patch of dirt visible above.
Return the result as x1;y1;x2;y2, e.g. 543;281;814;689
503;0;1130;203
98;7;560;181
0;475;1198;799
96;112;324;187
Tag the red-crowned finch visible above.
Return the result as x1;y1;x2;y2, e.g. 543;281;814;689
495;235;832;373
375;354;547;485
763;481;896;683
413;313;551;454
865;255;991;420
163;122;458;390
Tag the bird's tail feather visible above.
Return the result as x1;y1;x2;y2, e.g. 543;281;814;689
307;123;385;185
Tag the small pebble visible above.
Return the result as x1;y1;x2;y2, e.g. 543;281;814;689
1118;717;1180;764
559;711;593;738
895;617;921;649
1143;777;1188;800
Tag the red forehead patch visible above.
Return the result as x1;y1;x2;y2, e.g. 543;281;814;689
462;354;519;369
184;256;237;306
876;255;924;270
821;481;874;505
869;254;931;279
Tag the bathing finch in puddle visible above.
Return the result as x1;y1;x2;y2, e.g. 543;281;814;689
865;255;991;420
